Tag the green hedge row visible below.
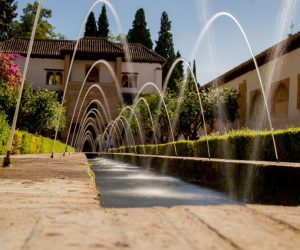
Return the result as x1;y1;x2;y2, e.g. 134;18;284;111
0;130;74;155
108;127;300;162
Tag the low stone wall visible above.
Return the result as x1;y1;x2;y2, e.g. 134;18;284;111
100;153;300;205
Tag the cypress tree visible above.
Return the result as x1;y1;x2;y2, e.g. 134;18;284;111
98;5;109;38
0;0;17;41
84;12;97;37
175;51;184;80
155;11;176;90
127;8;153;49
193;60;197;79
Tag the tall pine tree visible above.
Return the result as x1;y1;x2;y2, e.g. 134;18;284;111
175;51;184;80
97;5;109;38
0;0;17;41
193;60;197;79
155;11;176;90
127;8;153;49
84;12;97;37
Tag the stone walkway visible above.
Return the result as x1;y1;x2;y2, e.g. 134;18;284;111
0;154;300;250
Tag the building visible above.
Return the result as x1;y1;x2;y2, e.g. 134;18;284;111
0;37;165;142
204;31;300;130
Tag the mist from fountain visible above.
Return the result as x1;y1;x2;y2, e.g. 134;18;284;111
64;59;123;153
191;11;279;161
163;58;211;157
52;0;133;157
133;97;159;155
134;82;178;155
103;120;127;150
119;106;146;153
69;84;111;148
100;119;128;148
74;115;101;149
4;0;44;166
243;0;298;201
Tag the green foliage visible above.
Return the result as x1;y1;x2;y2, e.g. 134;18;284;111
155;11;177;90
84;12;97;37
109;128;300;162
0;111;9;154
17;84;65;135
12;130;22;154
193;128;300;162
127;8;153;49
0;0;18;41
2;129;74;155
12;1;64;39
97;5;109;38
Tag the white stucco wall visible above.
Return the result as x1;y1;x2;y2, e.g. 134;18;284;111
16;57;163;96
70;60;116;84
16;58;64;91
121;62;162;93
219;47;300;129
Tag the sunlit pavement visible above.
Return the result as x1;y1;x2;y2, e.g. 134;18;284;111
0;154;299;250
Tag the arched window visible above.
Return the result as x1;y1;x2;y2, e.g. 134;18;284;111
121;73;137;88
272;80;289;116
86;66;99;83
46;70;63;85
250;90;263;120
121;75;129;87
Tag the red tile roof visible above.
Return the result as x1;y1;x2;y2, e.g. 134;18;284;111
117;43;166;63
0;37;166;64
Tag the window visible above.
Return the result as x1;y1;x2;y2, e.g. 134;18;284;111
86;65;99;83
46;70;63;85
121;73;137;88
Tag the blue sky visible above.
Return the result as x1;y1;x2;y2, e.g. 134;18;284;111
16;0;300;83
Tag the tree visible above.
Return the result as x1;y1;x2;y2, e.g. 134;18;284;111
12;1;64;39
97;4;109;38
127;8;153;49
109;33;126;43
18;84;66;135
84;12;97;37
193;60;197;79
171;51;184;93
0;0;18;41
155;12;177;90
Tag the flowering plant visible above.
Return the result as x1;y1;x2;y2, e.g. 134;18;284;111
0;50;23;88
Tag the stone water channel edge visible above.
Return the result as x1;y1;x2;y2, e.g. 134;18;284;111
0;153;299;250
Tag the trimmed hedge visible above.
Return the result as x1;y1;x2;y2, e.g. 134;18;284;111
0;111;9;155
108;127;300;162
0;129;74;155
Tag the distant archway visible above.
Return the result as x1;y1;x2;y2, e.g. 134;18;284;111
272;79;289;117
250;90;263;120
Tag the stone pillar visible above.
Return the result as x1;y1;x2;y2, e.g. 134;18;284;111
64;54;71;87
238;80;247;128
115;57;122;86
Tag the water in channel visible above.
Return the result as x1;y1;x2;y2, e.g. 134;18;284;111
90;158;239;208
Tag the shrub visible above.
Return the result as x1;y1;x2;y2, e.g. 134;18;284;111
0;111;9;154
194;128;300;162
12;130;22;154
108;127;300;162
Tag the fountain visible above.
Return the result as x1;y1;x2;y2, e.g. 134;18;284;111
3;0;44;167
3;0;300;205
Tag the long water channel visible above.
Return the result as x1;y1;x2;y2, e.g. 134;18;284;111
90;158;239;208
